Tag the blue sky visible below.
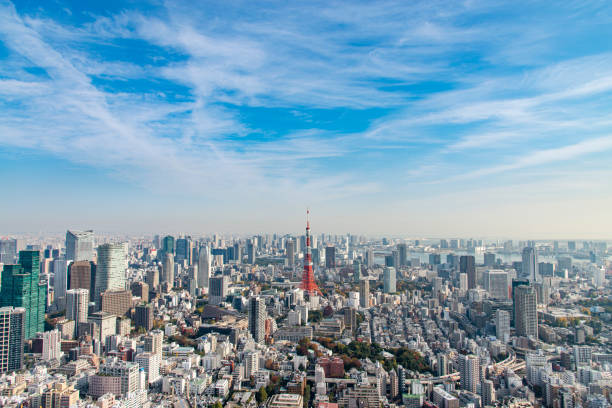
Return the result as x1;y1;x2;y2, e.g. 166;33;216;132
1;0;612;238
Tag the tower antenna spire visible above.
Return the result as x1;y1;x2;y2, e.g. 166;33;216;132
300;208;321;296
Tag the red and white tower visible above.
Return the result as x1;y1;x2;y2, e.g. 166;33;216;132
300;210;322;296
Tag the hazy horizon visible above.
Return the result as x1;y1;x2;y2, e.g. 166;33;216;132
2;1;612;238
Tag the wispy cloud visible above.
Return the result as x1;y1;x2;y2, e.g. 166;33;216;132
1;0;612;234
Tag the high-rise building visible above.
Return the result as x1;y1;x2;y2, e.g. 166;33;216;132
146;268;159;291
429;253;441;265
0;251;46;339
66;288;89;338
42;329;61;361
495;309;510;343
162;252;174;288
100;290;132;317
514;284;538;337
353;260;361;283
460;256;476;290
197;246;211;289
392;250;400;270
94;243;127;308
366;248;374;268
459;273;468;293
325;246;336;268
522;246;538;282
0;238;18;264
482;379;496;406
65;230;94;261
248;297;266;344
458;354;480;393
247;239;256;264
89;359;139;398
135;304;154;331
383;267;396;294
359;279;369;308
175;237;192;263
42;381;79;408
161;236;175;256
135;352;160;384
286;239;295;267
144;329;163;358
88;311;116;348
484;270;508;299
397;243;407;267
68;261;95;301
433;277;444;297
53;259;71;309
130;281;149;303
244;351;259;378
437;354;448;376
209;276;228;305
0;307;25;373
483;252;496;267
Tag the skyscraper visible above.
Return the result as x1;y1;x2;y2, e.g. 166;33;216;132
437;354;448;376
383;267;396;294
514;284;538;337
65;230;94;261
161;235;175;256
483;252;496;267
247;239;256;264
458;354;480;393
135;304;154;331
209;276;228;305
397;243;407;267
68;261;95;301
366;248;374;268
100;290;132;317
175;237;192;263
286;239;295;267
353;260;361;283
460;256;476;290
53;259;71;310
94;243;127;308
522;247;538;282
144;330;163;358
0;307;25;373
392;250;400;270
42;329;61;361
162;252;174;288
325;246;336;268
359;279;369;308
484;270;508;299
496;309;510;343
197;245;211;289
66;288;89;338
0;251;46;339
0;238;18;264
248;296;266;344
146;268;159;291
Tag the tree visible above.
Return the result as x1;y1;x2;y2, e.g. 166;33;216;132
256;387;268;404
303;384;311;408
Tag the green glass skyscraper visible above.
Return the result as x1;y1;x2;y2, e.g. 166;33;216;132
0;251;46;339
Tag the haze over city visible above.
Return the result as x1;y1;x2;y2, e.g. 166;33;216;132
1;1;612;237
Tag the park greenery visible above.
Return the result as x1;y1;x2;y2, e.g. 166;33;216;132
297;337;430;373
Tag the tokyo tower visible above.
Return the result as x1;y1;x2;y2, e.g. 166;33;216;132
300;210;322;296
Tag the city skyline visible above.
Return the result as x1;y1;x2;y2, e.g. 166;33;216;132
2;1;612;237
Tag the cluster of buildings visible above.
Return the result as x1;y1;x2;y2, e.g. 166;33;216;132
0;227;609;408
